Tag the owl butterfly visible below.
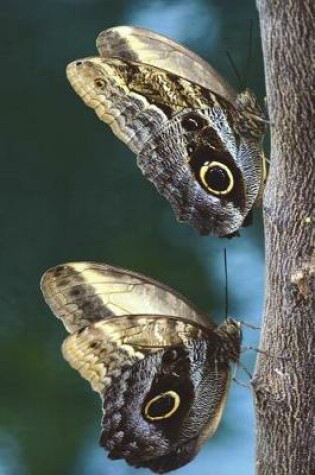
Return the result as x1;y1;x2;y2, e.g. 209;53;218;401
66;26;266;237
41;262;241;473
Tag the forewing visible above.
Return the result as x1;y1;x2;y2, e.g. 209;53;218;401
96;26;236;103
65;55;232;156
61;314;205;393
40;261;211;333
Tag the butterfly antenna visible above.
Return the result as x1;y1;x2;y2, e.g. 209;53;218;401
224;248;229;320
240;346;290;361
232;361;252;389
238;320;261;330
243;19;253;90
225;50;244;90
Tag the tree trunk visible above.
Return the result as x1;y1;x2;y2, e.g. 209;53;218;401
253;1;314;474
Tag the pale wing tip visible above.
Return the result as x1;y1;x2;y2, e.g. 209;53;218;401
40;262;92;297
41;262;104;334
65;61;75;81
96;25;161;56
96;25;176;46
41;262;69;291
96;25;133;45
40;264;64;297
65;56;103;84
40;261;116;292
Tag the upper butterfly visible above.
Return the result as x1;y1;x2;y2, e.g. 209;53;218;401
41;262;241;473
66;26;266;236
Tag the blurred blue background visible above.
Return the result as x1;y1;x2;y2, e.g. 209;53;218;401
0;1;265;474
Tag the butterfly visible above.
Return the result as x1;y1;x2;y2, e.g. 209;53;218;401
66;26;266;237
41;261;241;473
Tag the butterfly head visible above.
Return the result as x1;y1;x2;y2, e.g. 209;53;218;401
215;318;242;362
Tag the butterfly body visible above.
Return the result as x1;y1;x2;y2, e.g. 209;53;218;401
66;26;266;236
41;262;241;473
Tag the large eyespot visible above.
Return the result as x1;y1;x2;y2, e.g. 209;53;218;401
199;161;234;195
144;391;180;421
94;78;106;89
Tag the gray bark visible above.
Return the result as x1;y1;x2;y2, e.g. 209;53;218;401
253;1;315;474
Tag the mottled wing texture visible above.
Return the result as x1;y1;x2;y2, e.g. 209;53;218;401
41;261;242;472
66;26;266;237
61;314;205;393
65;55;233;156
96;26;237;103
99;332;232;472
137;107;262;235
40;261;212;333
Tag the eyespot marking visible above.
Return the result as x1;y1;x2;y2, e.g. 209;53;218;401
94;78;106;89
199;161;234;195
144;390;180;421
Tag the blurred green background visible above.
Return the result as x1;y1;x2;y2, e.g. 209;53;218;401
0;1;265;474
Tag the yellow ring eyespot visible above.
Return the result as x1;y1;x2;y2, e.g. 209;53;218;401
144;390;180;421
94;78;106;89
199;161;234;195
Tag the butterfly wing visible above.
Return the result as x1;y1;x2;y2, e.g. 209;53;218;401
96;26;237;103
65;54;234;155
40;261;212;333
59;314;205;392
66;25;238;156
66;27;265;236
41;262;240;473
57;314;231;472
137;107;263;235
98;326;232;472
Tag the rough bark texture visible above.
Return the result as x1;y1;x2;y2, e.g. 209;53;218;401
253;1;314;475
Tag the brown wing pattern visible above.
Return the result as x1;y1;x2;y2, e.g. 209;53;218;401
61;314;205;393
41;261;242;473
96;26;236;103
41;261;212;333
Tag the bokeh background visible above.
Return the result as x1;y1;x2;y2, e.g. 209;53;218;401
1;1;266;474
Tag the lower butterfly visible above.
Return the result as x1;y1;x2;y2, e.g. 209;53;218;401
41;262;241;473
